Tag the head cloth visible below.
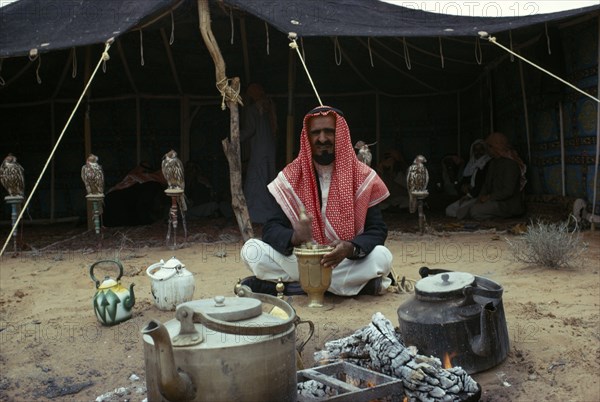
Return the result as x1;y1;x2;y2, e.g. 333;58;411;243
268;106;389;244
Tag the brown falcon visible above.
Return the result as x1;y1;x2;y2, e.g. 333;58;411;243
0;153;25;197
354;141;377;166
407;155;429;213
162;149;187;211
81;154;105;195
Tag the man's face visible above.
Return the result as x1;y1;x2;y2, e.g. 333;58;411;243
308;114;336;165
473;143;486;159
486;139;500;158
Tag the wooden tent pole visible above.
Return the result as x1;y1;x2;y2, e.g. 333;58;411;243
518;60;532;164
240;17;251;84
286;49;296;163
198;0;253;241
375;92;380;163
50;101;56;221
84;46;94;230
592;15;600;231
558;102;566;196
456;91;461;154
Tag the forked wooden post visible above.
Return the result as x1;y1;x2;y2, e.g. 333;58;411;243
198;0;253;241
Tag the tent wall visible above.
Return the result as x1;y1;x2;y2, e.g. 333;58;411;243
0;6;598;222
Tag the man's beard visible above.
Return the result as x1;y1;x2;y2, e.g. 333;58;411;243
313;151;334;165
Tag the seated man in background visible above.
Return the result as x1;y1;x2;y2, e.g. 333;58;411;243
240;105;393;296
446;139;490;219
462;132;527;220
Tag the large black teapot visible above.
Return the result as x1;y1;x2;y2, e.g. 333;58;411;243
397;267;509;374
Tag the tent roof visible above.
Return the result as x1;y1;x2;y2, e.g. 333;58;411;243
0;0;177;58
225;0;600;37
1;0;599;58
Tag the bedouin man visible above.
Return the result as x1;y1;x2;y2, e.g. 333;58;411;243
240;105;393;296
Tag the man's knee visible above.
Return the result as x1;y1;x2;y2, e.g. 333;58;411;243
241;238;264;264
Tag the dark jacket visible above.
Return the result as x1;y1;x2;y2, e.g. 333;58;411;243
262;192;387;257
480;157;524;216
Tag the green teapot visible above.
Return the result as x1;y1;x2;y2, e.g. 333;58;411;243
90;260;135;326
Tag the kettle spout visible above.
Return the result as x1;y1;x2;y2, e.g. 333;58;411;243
471;302;497;357
142;320;195;401
124;283;135;310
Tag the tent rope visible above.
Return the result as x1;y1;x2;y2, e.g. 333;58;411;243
71;48;77;78
475;36;483;65
0;59;5;86
35;55;42;84
0;40;114;258
368;37;374;67
288;33;323;106
545;22;552;55
334;37;342;66
265;22;270;55
480;32;600;104
402;37;412;70
509;30;514;62
170;11;175;45
230;8;234;45
139;30;145;66
439;37;445;68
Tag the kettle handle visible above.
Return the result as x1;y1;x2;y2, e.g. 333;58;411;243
90;260;124;288
419;266;453;278
146;262;179;281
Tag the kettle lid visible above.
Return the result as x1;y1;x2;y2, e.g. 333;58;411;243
97;276;118;290
179;296;262;322
416;271;475;297
163;257;184;269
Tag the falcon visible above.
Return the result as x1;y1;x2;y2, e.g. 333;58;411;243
0;153;25;197
407;155;429;213
162;149;187;211
354;140;376;166
81;154;105;195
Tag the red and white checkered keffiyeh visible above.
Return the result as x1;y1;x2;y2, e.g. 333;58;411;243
268;107;389;244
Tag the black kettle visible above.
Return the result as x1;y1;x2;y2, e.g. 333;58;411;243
397;267;509;374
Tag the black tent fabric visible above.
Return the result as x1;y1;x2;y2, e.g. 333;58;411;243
224;0;600;37
1;0;599;58
0;0;178;57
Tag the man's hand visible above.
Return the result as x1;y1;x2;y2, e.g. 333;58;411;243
321;240;354;268
291;214;313;246
478;194;491;203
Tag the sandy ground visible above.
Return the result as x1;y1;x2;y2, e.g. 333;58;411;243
0;219;599;402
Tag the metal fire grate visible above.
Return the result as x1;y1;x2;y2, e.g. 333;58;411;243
297;361;404;401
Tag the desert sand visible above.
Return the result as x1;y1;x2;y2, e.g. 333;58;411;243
0;219;598;401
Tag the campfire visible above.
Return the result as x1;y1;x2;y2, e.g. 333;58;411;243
297;313;481;401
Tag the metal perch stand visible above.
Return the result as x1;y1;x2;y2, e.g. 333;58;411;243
412;190;429;235
86;194;104;235
165;188;187;249
4;195;24;252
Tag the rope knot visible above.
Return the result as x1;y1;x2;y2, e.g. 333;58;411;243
215;77;243;110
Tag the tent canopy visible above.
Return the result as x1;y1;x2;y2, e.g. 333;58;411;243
1;0;599;58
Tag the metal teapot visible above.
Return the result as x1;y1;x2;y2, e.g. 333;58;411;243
90;260;135;326
146;257;195;311
142;286;313;402
397;267;509;374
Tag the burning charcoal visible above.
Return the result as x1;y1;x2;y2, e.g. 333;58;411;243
313;312;481;402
